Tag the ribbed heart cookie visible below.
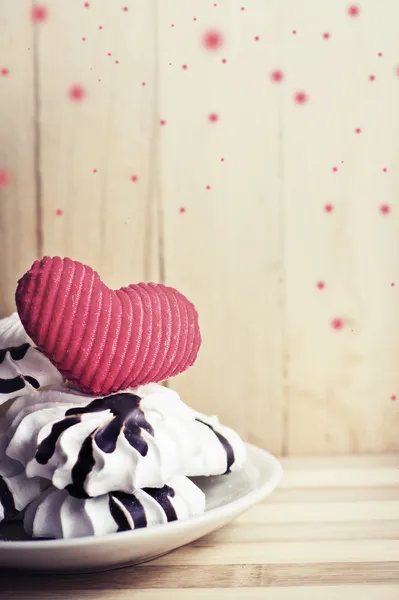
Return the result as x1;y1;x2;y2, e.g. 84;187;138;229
15;257;201;395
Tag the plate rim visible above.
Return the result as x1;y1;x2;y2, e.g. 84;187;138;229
0;444;282;551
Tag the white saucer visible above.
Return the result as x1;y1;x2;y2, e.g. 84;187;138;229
0;444;282;572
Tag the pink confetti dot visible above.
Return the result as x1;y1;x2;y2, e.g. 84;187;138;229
182;64;188;70
355;127;362;134
324;204;334;213
294;91;308;104
56;209;63;216
292;30;297;34
130;175;139;182
84;2;89;7
115;60;119;64
206;185;211;190
254;36;260;41
396;66;399;77
202;30;223;51
378;52;382;57
220;158;225;162
221;58;227;64
31;5;48;22
317;281;326;290
270;70;284;83
383;167;387;172
332;166;338;172
0;169;9;187
108;52;112;56
213;3;217;6
179;207;186;213
331;318;344;330
123;6;128;11
68;85;86;102
142;82;146;86
379;204;391;214
193;17;197;22
82;37;86;41
240;6;245;11
98;79;101;82
208;112;219;123
323;32;331;40
92;169;97;173
347;4;360;17
1;68;9;76
171;24;174;28
369;74;375;81
160;119;167;126
99;26;103;30
391;395;396;401
391;282;395;287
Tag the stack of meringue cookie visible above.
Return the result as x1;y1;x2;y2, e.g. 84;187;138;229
0;257;246;539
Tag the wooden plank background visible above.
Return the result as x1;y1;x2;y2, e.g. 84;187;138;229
0;0;398;456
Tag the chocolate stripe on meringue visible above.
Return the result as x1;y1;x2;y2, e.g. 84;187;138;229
0;374;40;395
109;491;148;531
65;393;154;455
0;343;30;364
65;434;95;499
143;485;177;522
36;416;81;464
195;418;235;474
0;476;17;521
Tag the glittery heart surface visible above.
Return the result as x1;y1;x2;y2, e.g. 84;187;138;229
15;257;201;395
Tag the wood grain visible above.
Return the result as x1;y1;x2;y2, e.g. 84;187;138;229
0;1;37;317
1;455;399;599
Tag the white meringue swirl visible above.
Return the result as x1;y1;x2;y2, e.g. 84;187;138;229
24;475;205;539
6;383;246;497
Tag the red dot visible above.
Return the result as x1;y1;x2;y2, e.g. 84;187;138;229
115;60;119;64
0;169;9;187
108;52;111;56
1;68;9;76
294;91;308;104
317;281;326;290
82;37;86;41
331;318;344;330
254;36;260;41
323;32;331;39
324;203;334;213
240;6;245;10
378;52;382;57
160;119;167;126
292;30;297;34
98;79;101;82
182;64;188;70
369;74;375;81
347;4;360;17
379;204;391;214
56;208;63;216
391;282;395;287
270;70;284;83
383;167;387;172
396;66;399;77
179;207;186;213
130;175;139;182
221;58;227;64
193;17;197;21
171;24;174;27
84;2;89;7
68;85;86;102
123;6;128;11
31;5;48;22
391;395;396;401
99;26;103;30
220;158;225;162
206;185;211;190
92;169;97;173
332;166;338;172
142;82;146;86
355;127;362;134
202;30;224;51
208;112;219;123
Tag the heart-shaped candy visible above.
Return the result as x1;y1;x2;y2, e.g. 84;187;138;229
15;257;201;395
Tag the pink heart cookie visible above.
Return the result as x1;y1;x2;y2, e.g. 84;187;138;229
16;257;201;395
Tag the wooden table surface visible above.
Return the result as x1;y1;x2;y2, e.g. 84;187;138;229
1;455;399;600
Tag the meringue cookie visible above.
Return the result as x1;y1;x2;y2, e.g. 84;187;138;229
0;432;44;523
7;384;246;497
24;475;205;539
0;314;64;405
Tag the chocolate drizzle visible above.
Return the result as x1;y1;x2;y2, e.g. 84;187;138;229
195;418;235;474
0;343;30;364
0;476;17;521
35;393;154;498
109;485;177;532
